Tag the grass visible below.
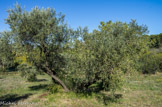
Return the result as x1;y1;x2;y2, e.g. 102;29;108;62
0;72;162;107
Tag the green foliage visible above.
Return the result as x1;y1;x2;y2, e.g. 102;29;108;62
65;20;149;93
6;4;71;91
4;3;158;94
47;84;63;94
140;53;162;74
149;33;162;48
6;4;68;68
17;64;37;82
0;32;15;71
1;3;162;106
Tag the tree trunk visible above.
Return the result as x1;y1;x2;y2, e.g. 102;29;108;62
33;61;69;92
44;65;69;92
35;45;69;92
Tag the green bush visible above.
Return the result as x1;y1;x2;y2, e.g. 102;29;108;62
149;33;162;48
139;53;162;74
65;20;148;93
17;64;37;82
47;84;63;94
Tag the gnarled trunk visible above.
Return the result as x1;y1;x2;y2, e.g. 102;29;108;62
43;60;69;92
33;61;69;92
44;66;69;92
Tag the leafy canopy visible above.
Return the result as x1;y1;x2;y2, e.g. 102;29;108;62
65;20;149;93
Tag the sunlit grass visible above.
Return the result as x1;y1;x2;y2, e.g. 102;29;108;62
0;72;162;107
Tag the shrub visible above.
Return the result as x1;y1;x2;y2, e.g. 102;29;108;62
65;20;148;93
149;33;162;48
17;64;37;82
154;53;162;72
47;84;63;93
139;53;162;74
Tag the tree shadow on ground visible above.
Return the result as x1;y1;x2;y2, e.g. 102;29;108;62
96;93;123;105
73;91;122;104
36;79;47;82
0;93;32;107
29;84;48;91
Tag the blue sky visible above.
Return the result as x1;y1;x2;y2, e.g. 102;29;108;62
0;0;162;34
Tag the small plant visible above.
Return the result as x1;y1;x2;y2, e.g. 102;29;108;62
47;84;63;94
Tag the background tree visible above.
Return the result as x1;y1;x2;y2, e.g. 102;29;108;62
139;33;162;74
0;31;15;72
149;33;162;48
6;4;70;91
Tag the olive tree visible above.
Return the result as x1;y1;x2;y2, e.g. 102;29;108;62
65;20;149;93
6;4;70;91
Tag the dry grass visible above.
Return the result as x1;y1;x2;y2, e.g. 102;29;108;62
0;72;162;107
